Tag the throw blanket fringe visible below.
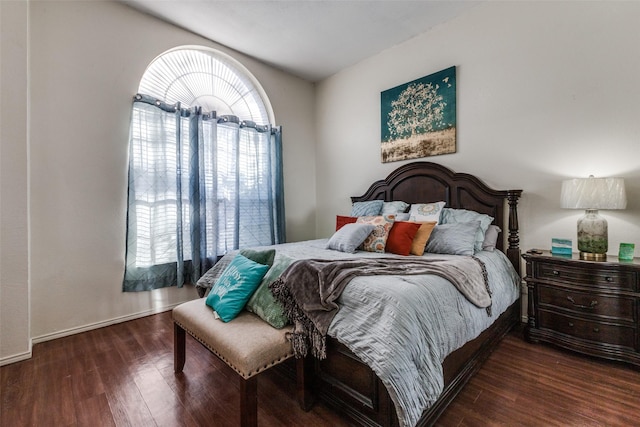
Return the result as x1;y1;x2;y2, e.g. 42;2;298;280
269;256;492;359
269;278;327;358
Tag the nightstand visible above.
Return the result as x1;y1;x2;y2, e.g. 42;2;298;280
523;250;640;367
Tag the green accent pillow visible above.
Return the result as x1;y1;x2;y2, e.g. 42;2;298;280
205;254;269;322
246;253;294;329
239;248;276;267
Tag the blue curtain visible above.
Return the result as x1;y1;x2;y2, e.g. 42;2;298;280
123;94;285;292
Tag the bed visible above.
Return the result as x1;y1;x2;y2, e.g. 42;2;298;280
197;161;522;427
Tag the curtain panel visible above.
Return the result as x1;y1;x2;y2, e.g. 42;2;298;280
123;94;285;292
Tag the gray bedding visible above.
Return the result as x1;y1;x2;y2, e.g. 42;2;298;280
196;239;521;427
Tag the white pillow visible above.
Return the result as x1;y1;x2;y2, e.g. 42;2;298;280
408;201;446;223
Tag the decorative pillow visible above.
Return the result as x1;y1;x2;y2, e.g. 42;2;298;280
386;221;422;256
395;213;410;221
326;223;375;253
350;200;383;217
410;221;437;256
197;256;233;290
356;215;395;253
246;253;294;329
336;215;358;231
441;208;494;252
409;201;446;223
205;254;269;322
196;248;275;294
482;225;501;252
239;248;276;267
424;221;481;256
381;201;409;215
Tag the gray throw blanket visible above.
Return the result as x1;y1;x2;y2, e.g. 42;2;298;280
269;256;491;359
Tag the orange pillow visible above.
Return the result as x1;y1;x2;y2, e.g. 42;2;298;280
336;215;358;231
386;221;422;256
410;221;437;256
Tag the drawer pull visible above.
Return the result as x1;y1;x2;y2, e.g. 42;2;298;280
566;296;598;310
568;322;574;327
605;276;614;283
552;270;560;276
593;327;600;333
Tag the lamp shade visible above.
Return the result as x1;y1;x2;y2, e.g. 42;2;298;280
560;176;627;210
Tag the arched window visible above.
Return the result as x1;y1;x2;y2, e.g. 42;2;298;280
138;46;273;123
123;47;285;292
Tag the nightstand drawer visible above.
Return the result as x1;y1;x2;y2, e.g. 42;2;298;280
538;310;636;348
538;285;636;323
536;263;636;291
524;251;640;367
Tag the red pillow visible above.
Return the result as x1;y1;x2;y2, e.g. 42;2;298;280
336;215;358;231
385;221;422;256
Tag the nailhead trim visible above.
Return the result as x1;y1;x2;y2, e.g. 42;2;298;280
174;319;294;380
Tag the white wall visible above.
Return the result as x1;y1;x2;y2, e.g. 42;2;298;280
1;0;31;364
0;0;315;358
315;1;640;259
4;0;640;363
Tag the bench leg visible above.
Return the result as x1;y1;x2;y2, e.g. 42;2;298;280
174;322;186;373
240;376;258;427
296;356;315;411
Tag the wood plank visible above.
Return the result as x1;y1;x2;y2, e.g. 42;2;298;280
74;393;116;427
2;313;640;426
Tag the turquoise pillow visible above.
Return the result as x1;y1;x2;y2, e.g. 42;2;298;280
205;254;269;322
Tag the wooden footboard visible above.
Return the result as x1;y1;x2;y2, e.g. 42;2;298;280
312;301;520;427
314;340;399;427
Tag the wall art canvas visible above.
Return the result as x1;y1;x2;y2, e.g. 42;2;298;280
381;66;456;163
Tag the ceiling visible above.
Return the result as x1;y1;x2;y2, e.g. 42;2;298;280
122;0;478;82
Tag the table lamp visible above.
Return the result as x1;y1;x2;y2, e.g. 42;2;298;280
560;175;626;261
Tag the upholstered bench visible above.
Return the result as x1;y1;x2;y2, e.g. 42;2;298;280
173;298;313;426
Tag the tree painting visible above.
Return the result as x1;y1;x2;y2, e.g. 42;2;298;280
381;66;456;163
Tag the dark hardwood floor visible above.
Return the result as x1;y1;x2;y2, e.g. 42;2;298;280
2;312;639;426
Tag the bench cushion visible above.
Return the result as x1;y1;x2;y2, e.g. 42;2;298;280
173;299;294;379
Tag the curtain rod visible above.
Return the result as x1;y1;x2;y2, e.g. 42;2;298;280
133;93;279;133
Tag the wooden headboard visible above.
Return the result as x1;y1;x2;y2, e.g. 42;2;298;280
351;161;523;275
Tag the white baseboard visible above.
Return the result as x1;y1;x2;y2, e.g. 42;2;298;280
1;301;192;366
0;345;33;367
31;301;184;345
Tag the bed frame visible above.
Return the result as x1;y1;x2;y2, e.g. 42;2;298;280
309;161;522;426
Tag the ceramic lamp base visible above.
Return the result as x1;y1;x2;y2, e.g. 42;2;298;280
577;209;608;259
